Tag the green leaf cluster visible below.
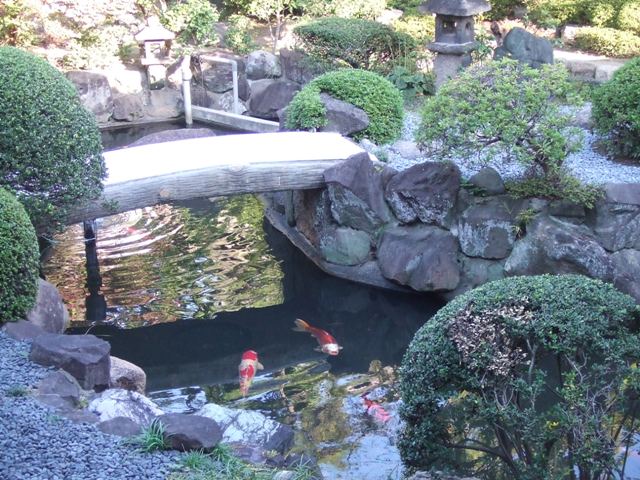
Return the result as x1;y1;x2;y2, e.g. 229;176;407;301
286;69;404;144
293;17;415;75
506;175;603;209
416;59;580;182
387;66;435;98
0;188;39;323
400;274;640;479
574;27;640;57
592;57;640;161
300;0;387;20
0;47;106;235
162;0;219;46
225;14;256;55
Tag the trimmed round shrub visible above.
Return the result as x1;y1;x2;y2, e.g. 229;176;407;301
617;1;640;35
0;188;39;323
285;69;404;144
400;275;640;478
574;27;640;57
593;57;640;161
301;0;387;20
0;46;106;234
293;17;415;75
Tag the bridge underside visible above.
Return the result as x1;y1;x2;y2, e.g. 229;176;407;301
66;132;364;224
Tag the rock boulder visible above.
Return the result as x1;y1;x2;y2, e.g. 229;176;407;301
612;249;640;303
89;388;163;426
159;413;223;451
65;71;114;123
586;183;640;252
318;93;369;136
457;197;516;259
377;225;460;291
319;227;371;266
110;356;147;393
246;50;282;80
26;279;69;334
30;333;110;390
494;27;553;67
112;94;144;122
37;370;82;406
385;162;461;227
247;79;300;119
98;416;143;437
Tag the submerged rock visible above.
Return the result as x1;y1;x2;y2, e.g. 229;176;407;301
197;403;294;454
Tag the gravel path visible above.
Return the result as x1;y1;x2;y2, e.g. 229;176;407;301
0;331;183;480
381;108;640;185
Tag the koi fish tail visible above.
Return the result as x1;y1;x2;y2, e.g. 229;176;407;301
292;318;310;332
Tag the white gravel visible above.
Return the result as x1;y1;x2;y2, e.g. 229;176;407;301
374;109;640;186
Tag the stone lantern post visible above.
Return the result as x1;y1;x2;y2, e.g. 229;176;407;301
422;0;491;89
134;16;176;89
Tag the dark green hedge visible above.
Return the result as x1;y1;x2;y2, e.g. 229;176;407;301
0;188;40;323
293;17;415;75
593;57;640;161
400;274;640;478
285;69;404;144
574;27;640;57
0;46;106;234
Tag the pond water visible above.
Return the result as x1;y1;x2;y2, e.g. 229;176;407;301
43;126;443;478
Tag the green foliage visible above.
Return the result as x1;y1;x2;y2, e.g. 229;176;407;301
527;0;590;27
387;0;421;14
400;274;640;479
506;174;603;208
391;14;435;45
286;69;404;144
6;385;29;397
574;26;640;57
617;1;640;35
0;188;39;323
387;66;435;97
293;17;415;75
416;59;581;182
225;14;256;54
487;0;526;20
0;47;106;235
301;0;387;20
592;57;640;161
61;24;137;70
0;0;40;47
130;418;167;452
162;0;219;45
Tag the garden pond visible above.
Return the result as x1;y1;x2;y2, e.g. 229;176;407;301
41;123;444;478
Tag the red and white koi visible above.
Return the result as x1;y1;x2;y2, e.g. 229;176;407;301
292;318;342;356
238;350;264;397
362;395;392;423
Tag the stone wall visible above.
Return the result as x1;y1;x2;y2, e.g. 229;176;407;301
264;152;640;303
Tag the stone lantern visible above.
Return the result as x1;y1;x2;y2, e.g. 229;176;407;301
134;16;176;89
422;0;491;89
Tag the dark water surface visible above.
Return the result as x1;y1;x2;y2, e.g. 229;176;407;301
43;127;443;477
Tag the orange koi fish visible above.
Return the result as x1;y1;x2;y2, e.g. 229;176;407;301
238;350;264;397
293;318;342;356
362;395;391;423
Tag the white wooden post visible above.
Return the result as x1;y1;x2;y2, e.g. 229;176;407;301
181;57;193;126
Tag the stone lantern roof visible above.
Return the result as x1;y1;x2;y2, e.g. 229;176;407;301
134;16;175;43
422;0;490;16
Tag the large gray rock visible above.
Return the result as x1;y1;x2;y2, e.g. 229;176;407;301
30;333;111;390
110;356;146;394
505;215;613;281
146;88;183;118
37;370;82;406
246;50;282;80
319;227;371;266
377;225;460;291
586;183;640;252
324;153;395;235
65;71;114;123
89;388;163;426
612;249;640;303
458;197;516;259
197;403;294;453
247;79;300;119
390;140;421;160
26;279;69;334
494;27;553;67
293;188;334;248
112;94;144;122
98;416;143;437
129;128;216;147
3;319;45;341
159;413;223;451
279;48;321;84
469;167;505;195
318;93;369;136
384;162;461;227
446;255;505;299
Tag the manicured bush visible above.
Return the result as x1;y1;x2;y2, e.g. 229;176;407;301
617;1;640;35
416;59;580;181
286;69;404;144
574;27;640;57
400;274;640;478
301;0;387;20
487;0;525;20
0;188;39;323
0;47;106;234
391;14;435;45
225;14;256;54
162;0;219;45
593;57;640;161
387;0;421;14
293;17;415;75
